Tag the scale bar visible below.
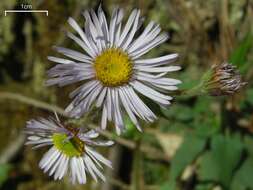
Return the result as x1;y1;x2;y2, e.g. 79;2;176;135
4;10;48;16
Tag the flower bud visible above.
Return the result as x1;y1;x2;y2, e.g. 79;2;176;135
203;62;246;96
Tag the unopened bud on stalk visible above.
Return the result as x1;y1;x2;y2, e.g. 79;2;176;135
202;62;246;96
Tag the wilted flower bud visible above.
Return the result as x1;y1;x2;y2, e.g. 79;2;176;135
202;62;246;96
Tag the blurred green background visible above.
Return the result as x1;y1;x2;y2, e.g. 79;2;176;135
0;0;253;190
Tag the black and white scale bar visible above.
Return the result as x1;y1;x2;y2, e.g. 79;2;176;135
4;10;48;16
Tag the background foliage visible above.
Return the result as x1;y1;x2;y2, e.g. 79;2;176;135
0;0;252;190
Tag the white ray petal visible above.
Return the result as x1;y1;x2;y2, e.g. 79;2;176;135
76;157;86;184
131;81;171;105
127;87;157;121
59;157;69;179
49;153;64;176
67;31;95;58
101;104;108;130
39;147;58;169
128;22;160;52
79;158;87;184
70;158;77;184
84;155;98;182
134;54;178;66
27;136;41;141
131;32;169;59
85;155;106;181
47;56;75;64
121;87;145;119
121;10;140;50
112;89;124;134
118;89;142;131
86;150;103;169
80;130;99;139
90;140;114;147
71;157;81;183
69;80;98;99
109;8;119;47
137;72;182;85
52;46;92;63
26;138;52;145
117;9;138;47
98;5;109;46
90;9;106;48
86;147;112;168
83;10;102;53
96;87;107;107
68;17;98;56
135;65;181;73
54;154;67;180
44;153;58;174
106;89;112;121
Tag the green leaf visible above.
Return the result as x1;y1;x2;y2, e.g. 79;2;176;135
245;89;253;105
231;157;253;190
160;183;170;190
229;32;253;72
198;135;243;188
195;184;214;190
169;135;206;181
122;116;137;138
160;182;176;190
193;97;212;114
178;79;199;90
162;104;194;122
0;164;12;187
244;136;253;156
122;117;143;140
144;160;169;184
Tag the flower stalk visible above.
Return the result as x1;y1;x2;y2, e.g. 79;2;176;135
181;62;246;97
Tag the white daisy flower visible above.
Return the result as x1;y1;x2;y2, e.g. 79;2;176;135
46;6;181;134
25;115;113;184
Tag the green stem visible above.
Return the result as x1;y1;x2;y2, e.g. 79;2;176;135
179;82;206;97
131;140;143;190
178;68;213;97
0;92;67;116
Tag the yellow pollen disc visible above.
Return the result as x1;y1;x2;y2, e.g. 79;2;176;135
94;48;133;87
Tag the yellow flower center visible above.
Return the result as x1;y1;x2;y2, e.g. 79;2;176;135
94;48;133;87
52;133;85;157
